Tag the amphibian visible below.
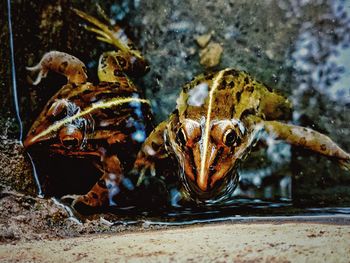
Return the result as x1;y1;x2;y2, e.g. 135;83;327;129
133;68;350;202
24;9;152;210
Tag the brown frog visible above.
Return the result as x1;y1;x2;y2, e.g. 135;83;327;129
133;68;350;203
24;9;152;210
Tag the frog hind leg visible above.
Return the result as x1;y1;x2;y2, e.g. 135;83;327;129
72;155;124;213
26;62;48;85
263;121;350;171
73;8;149;77
26;51;88;86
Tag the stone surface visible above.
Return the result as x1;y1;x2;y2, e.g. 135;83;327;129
199;42;223;68
195;32;212;48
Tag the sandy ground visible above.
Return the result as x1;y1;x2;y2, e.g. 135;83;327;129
1;222;349;263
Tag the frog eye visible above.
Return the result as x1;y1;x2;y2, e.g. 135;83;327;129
47;100;67;120
223;129;237;147
176;128;187;146
59;125;83;149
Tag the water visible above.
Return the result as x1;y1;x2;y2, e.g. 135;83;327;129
3;0;350;225
89;199;350;226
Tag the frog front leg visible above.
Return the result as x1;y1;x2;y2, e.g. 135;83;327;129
263;121;350;170
26;51;88;85
132;121;170;186
72;154;124;211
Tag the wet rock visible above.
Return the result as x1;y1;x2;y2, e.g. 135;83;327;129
195;32;213;48
0;128;36;196
199;42;223;68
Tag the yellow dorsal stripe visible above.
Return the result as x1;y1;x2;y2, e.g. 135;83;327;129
199;69;227;186
30;97;149;143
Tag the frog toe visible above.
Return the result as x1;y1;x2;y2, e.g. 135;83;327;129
339;158;350;171
71;192;107;214
133;164;156;187
60;194;80;206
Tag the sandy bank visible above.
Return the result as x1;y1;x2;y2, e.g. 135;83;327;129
1;222;349;262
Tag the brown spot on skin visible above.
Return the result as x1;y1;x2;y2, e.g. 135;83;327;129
182;85;189;93
97;179;107;188
240;108;255;119
230;105;236;118
265;84;273;92
228;80;235;89
320;144;327;151
299;137;306;146
205;72;215;80
236;91;242;103
117;56;127;67
97;82;109;87
110;82;120;89
151;142;161;151
246;85;254;92
219;78;227;90
223;69;239;77
114;69;123;76
58;61;68;73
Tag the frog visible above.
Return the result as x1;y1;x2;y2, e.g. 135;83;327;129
24;8;153;211
133;68;350;203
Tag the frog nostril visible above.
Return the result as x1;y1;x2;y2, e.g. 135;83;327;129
97;179;107;188
91;192;98;199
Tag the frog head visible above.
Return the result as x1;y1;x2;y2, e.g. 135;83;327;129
24;96;91;156
164;69;263;199
166;115;257;198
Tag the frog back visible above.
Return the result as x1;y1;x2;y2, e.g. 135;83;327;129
177;68;291;123
69;80;152;146
26;78;152;151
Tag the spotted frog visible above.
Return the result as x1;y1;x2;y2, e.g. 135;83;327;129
24;9;152;210
133;68;350;202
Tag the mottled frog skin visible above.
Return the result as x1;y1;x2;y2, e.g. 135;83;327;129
134;68;350;203
24;9;152;210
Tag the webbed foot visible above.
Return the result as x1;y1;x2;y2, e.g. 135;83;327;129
61;192;107;214
72;8;133;54
73;8;149;77
339;158;350;171
130;160;157;187
71;193;107;214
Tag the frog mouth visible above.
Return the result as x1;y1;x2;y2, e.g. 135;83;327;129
181;170;238;201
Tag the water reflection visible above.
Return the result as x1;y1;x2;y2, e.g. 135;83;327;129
101;199;350;226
